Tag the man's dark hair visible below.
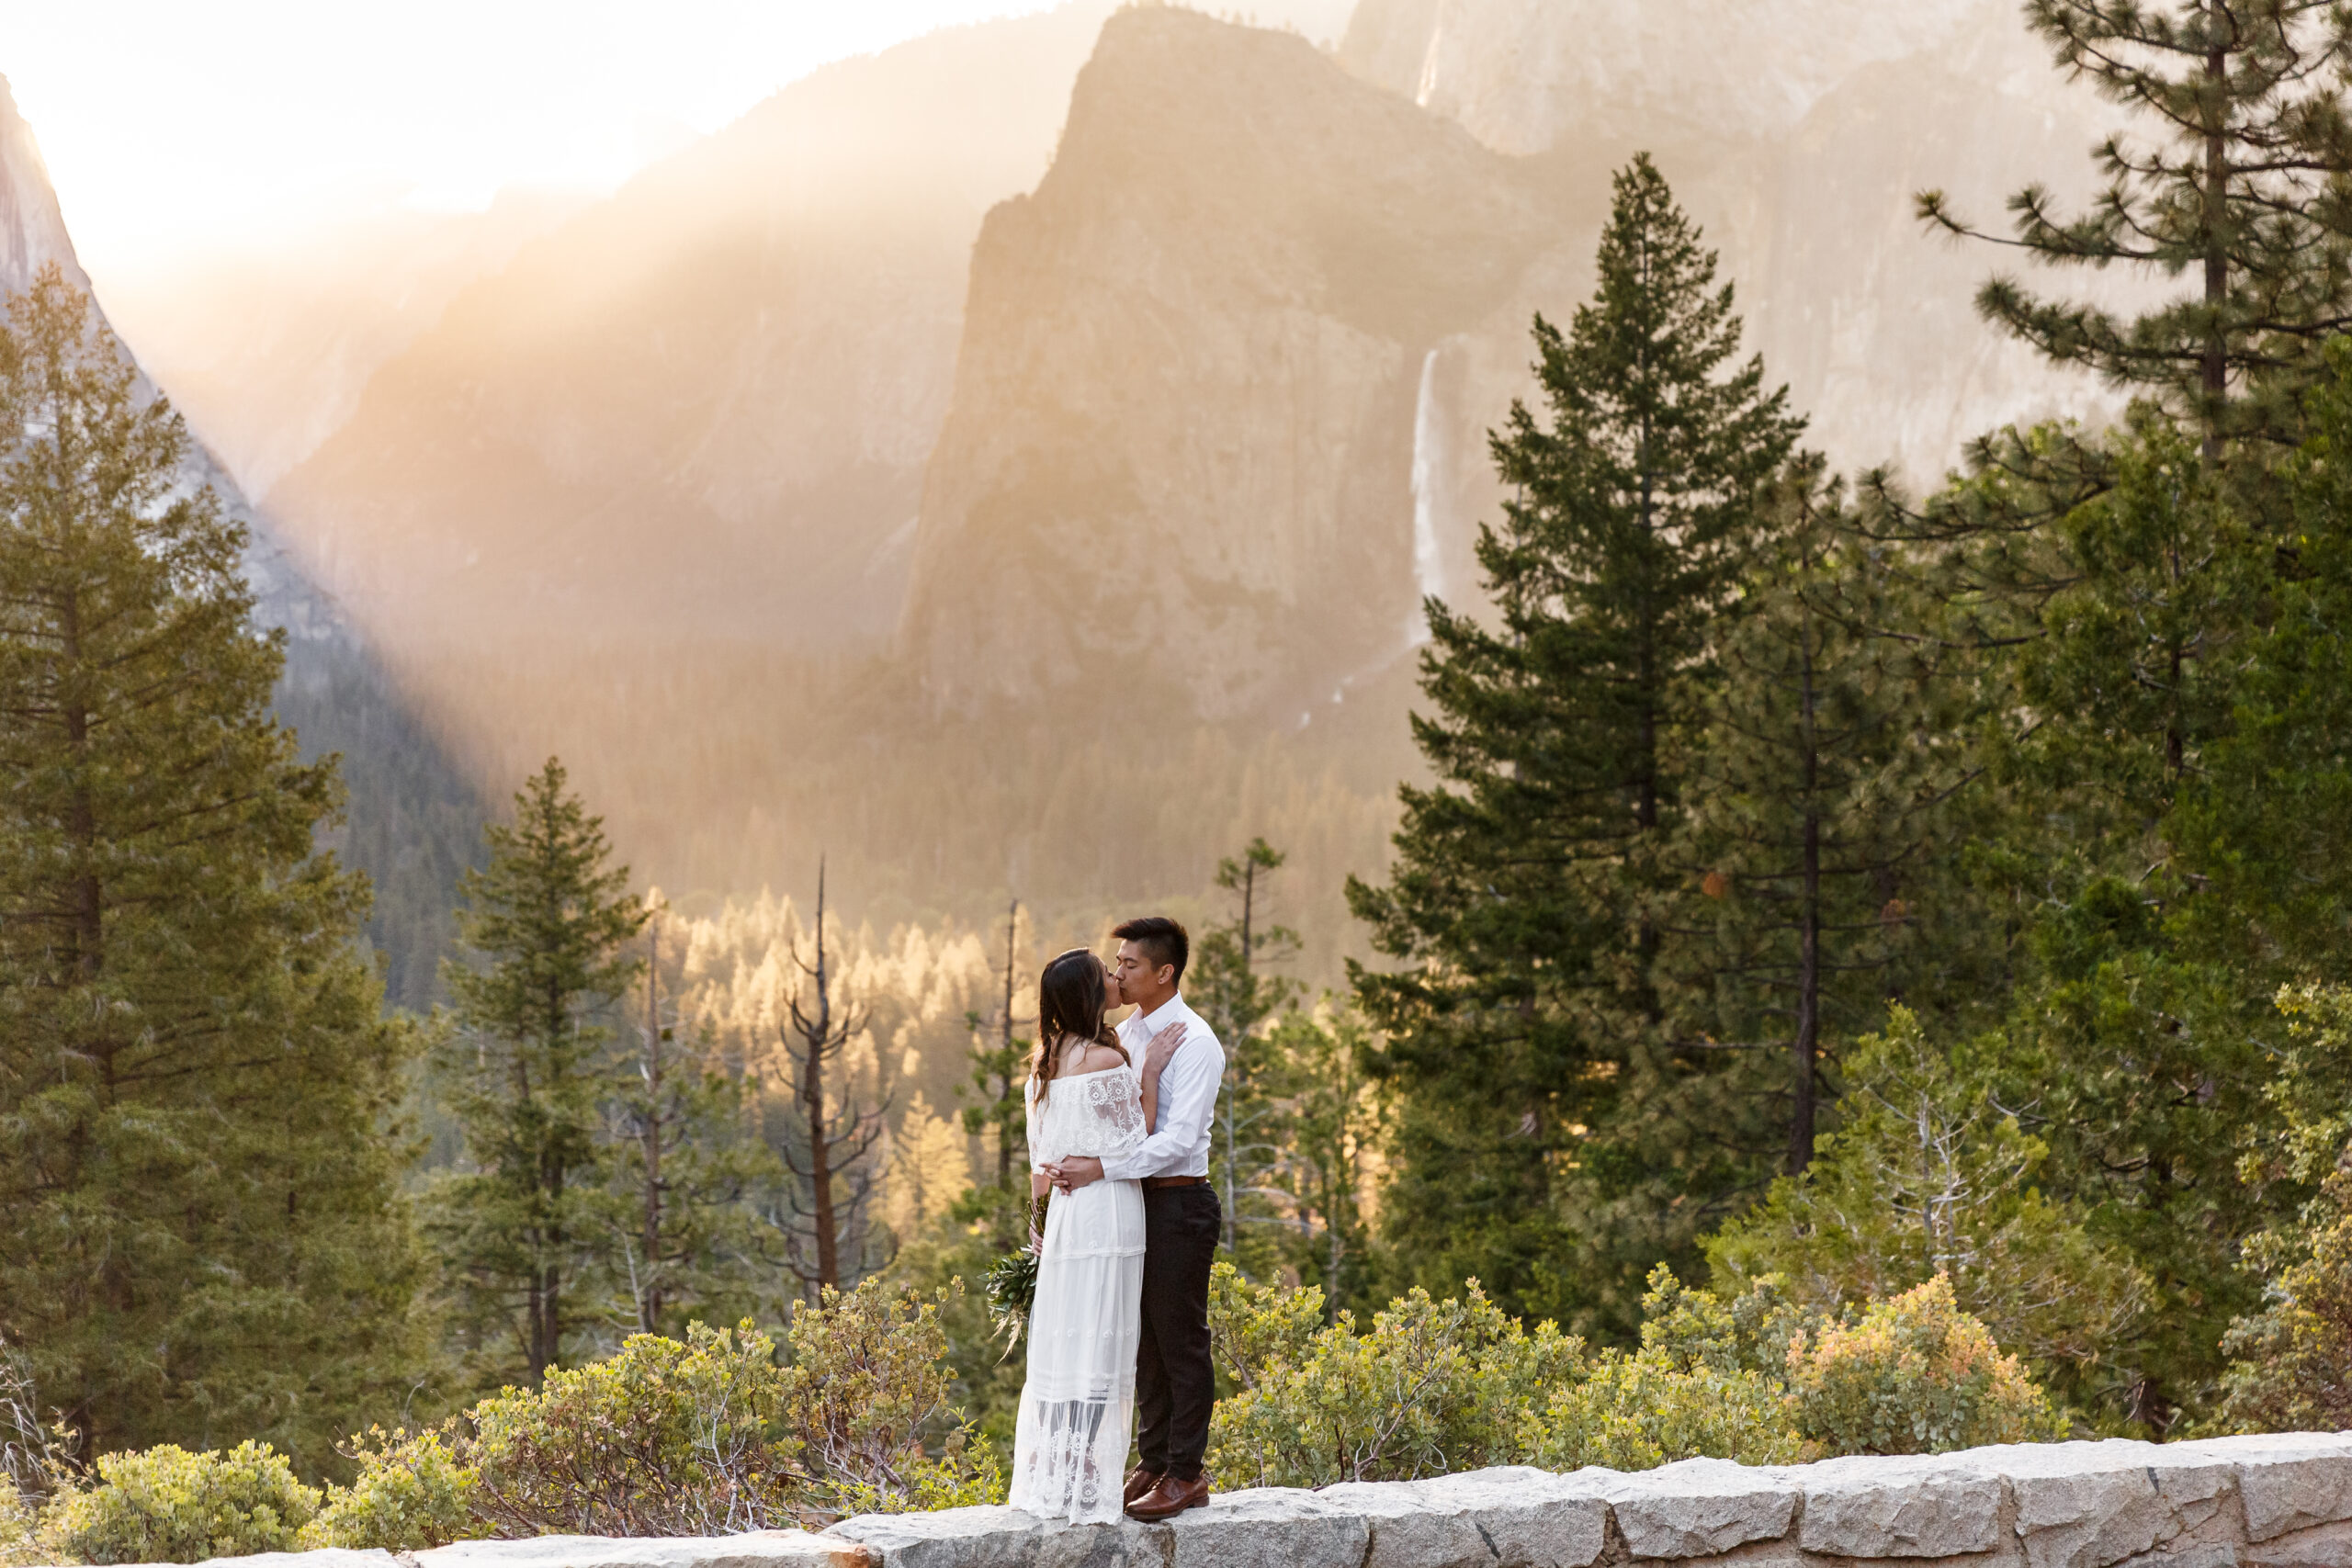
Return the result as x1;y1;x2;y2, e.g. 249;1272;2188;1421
1113;915;1189;986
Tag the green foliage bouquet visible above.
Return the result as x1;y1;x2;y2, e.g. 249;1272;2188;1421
982;1199;1047;1356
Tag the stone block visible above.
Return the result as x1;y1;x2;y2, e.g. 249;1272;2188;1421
1313;1467;1608;1568
1986;1438;2244;1568
1794;1453;2004;1559
1162;1487;1370;1568
421;1534;870;1568
1581;1458;1796;1560
2210;1434;2352;1543
1408;1468;1610;1568
2241;1517;2352;1568
827;1507;1102;1568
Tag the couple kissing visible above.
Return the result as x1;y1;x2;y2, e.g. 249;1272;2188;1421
1006;916;1224;1525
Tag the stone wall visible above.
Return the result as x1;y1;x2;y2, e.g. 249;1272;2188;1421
82;1434;2352;1568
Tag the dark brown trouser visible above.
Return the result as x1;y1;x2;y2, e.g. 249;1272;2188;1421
1135;1183;1220;1481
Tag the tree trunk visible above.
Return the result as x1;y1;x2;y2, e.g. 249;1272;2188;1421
807;871;841;1292
639;919;664;1332
2202;39;2228;461
1791;586;1823;1176
999;900;1018;1187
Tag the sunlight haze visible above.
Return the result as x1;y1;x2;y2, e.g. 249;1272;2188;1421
2;0;1079;276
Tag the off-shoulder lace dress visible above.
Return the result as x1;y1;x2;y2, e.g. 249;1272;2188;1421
1006;1061;1147;1525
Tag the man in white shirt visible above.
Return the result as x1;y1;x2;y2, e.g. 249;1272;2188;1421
1044;915;1224;1521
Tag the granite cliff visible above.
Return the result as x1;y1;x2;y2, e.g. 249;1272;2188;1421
902;7;1603;721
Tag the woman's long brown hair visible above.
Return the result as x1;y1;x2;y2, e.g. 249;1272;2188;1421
1030;947;1126;1107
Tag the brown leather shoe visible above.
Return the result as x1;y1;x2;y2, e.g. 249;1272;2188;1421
1125;1472;1210;1521
1122;1465;1163;1507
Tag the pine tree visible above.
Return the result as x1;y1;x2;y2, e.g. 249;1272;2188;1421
958;900;1030;1213
602;897;777;1337
1667;459;1987;1177
1941;412;2278;1430
425;758;646;1388
1190;839;1301;1264
1349;155;1804;1337
1919;0;2352;457
1260;1006;1381;1318
0;267;424;1464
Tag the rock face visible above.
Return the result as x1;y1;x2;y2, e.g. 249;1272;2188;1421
0;73;479;1007
1340;0;2138;487
899;6;1596;721
266;1;1117;665
1339;0;1988;153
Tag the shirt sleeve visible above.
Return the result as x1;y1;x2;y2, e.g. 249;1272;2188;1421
1024;1083;1046;1174
1101;1038;1222;1180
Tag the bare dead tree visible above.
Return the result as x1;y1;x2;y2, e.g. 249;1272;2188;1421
774;861;891;1298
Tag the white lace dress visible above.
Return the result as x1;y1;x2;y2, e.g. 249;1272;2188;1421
1007;1062;1147;1524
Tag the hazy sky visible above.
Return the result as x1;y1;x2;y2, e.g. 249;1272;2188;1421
2;0;1069;273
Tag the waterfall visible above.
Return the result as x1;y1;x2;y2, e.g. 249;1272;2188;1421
1408;346;1446;645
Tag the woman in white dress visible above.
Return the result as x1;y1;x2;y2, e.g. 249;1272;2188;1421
1006;948;1179;1523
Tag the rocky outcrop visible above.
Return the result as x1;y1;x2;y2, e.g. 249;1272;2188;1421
899;1;2146;725
1337;0;1988;154
1340;0;2139;487
899;6;1593;722
70;1436;2352;1568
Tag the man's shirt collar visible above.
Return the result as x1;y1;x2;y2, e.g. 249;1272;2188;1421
1132;991;1188;1034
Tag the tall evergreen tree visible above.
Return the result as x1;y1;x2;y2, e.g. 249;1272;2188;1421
1191;839;1302;1265
1920;0;2352;456
425;758;646;1388
1350;155;1803;1338
1667;460;1988;1177
0;267;424;1464
602;898;777;1337
958;900;1031;1209
1937;412;2279;1429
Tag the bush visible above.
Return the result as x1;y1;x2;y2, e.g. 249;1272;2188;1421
302;1283;1000;1549
1704;1010;2149;1378
2216;983;2352;1433
1521;1355;1803;1472
1206;1264;1582;1487
300;1427;484;1551
1519;1269;1808;1470
45;1443;319;1565
1787;1276;2062;1454
783;1278;1001;1519
461;1321;803;1537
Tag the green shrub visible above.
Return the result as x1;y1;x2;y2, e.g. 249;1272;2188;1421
306;1284;999;1547
2215;983;2352;1434
1787;1276;2063;1454
1207;1264;1582;1487
46;1442;319;1564
300;1427;484;1551
1519;1269;1809;1470
781;1278;1001;1519
460;1319;805;1537
1521;1354;1804;1471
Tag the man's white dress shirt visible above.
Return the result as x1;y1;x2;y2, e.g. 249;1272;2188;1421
1102;992;1225;1181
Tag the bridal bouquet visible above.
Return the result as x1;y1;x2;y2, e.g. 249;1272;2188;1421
983;1198;1048;1357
